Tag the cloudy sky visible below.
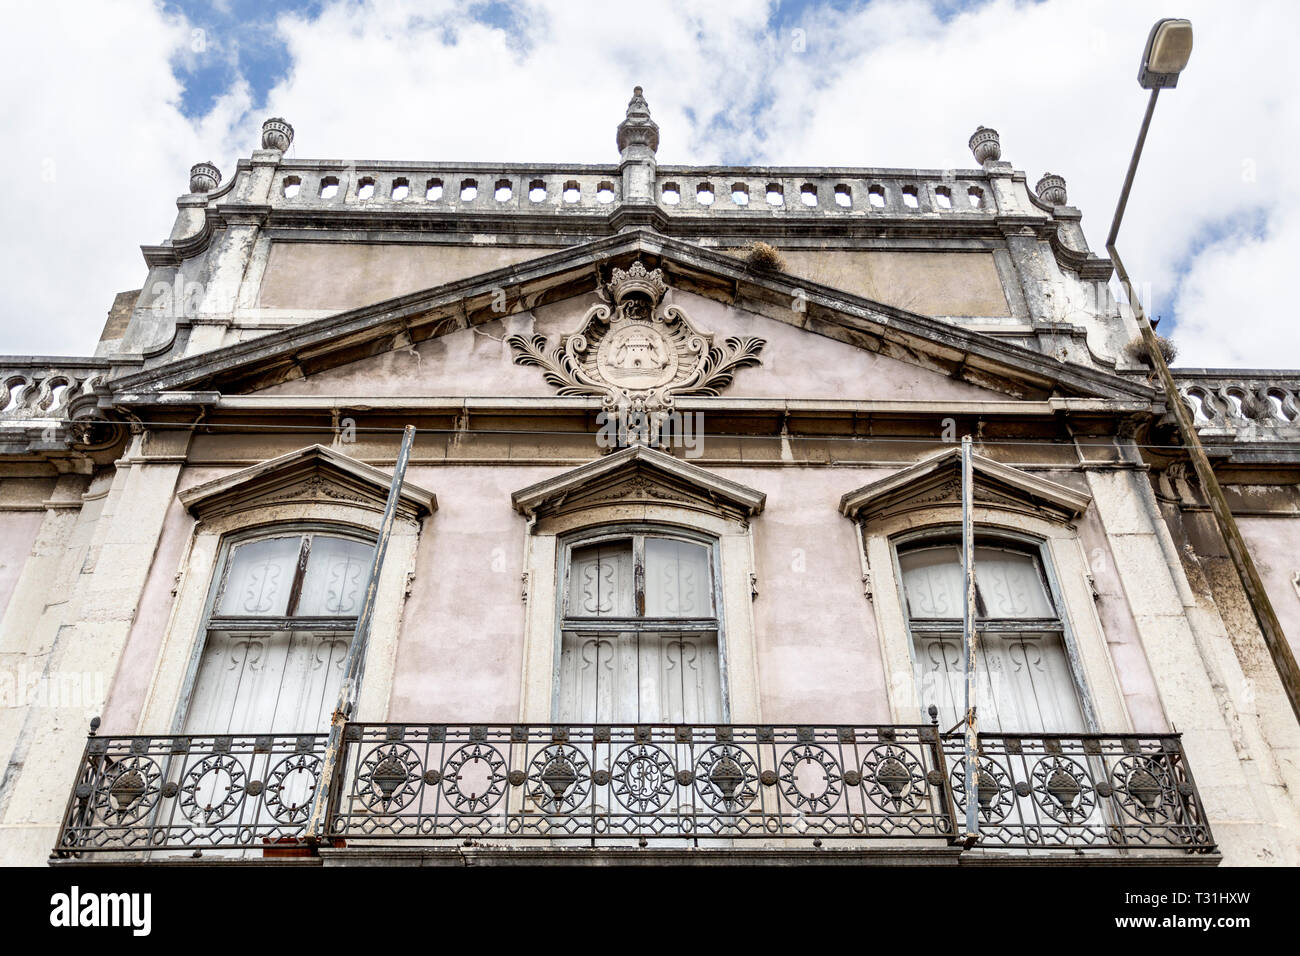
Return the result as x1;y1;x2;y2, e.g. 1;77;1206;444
1;0;1294;367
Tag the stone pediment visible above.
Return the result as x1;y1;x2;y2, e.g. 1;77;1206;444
511;444;764;524
179;444;436;523
104;231;1154;407
839;446;1090;525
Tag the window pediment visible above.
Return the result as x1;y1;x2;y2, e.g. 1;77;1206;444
839;447;1089;525
179;444;436;523
511;444;764;525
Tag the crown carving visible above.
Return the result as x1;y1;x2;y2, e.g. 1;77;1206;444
607;261;668;307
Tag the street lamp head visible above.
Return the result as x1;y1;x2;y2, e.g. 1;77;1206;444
1138;18;1193;89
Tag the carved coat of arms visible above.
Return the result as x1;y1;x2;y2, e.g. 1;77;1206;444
504;260;765;421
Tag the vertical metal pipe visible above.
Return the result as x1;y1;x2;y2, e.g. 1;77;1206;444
305;424;417;844
960;435;979;844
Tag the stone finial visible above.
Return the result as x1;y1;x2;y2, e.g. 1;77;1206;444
1036;173;1068;206
616;85;660;155
968;126;1001;165
261;117;294;152
189;161;221;194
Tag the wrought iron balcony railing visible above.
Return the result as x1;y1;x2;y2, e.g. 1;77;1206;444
56;730;326;854
54;722;1215;857
941;733;1213;850
327;723;952;842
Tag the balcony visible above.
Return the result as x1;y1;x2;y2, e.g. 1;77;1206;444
54;722;1215;861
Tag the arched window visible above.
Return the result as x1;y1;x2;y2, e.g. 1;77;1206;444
556;529;722;723
897;536;1086;733
182;527;375;734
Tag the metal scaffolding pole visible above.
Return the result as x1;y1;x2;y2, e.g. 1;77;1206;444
305;424;417;844
960;435;980;845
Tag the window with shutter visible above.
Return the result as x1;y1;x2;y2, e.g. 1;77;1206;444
183;529;375;736
898;540;1086;733
556;532;723;724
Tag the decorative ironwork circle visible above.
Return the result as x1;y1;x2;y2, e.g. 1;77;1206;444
161;781;179;799
1014;781;1031;798
180;753;247;825
423;769;442;786
843;770;862;787
95;756;162;825
1110;756;1176;824
759;770;778;787
778;744;843;813
357;743;423;812
246;780;264;797
611;744;677;813
593;769;611;787
265;753;321;824
926;770;944;788
860;745;927;813
507;770;527;787
694;745;759;812
527;744;590;813
949;758;1014;824
1031;756;1096;823
442;744;509;814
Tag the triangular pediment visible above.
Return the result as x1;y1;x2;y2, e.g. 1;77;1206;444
179;444;436;522
839;447;1089;525
106;231;1153;408
511;444;764;522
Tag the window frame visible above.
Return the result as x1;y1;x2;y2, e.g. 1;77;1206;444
170;521;376;732
551;523;731;722
890;526;1099;732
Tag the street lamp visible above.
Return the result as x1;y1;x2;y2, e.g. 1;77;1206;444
1106;20;1300;723
1138;18;1193;88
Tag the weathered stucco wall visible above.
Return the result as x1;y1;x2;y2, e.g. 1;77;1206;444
102;452;1169;743
781;249;1012;318
0;511;44;623
255;242;563;311
1238;515;1300;661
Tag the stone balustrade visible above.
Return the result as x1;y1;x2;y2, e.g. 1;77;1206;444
0;359;109;424
261;162;1003;219
1175;370;1300;441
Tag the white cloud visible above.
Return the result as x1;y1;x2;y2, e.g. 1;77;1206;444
0;0;1296;369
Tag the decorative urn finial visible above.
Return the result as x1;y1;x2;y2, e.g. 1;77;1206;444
1036;173;1068;206
968;126;1001;165
616;85;659;155
189;161;221;194
261;117;294;152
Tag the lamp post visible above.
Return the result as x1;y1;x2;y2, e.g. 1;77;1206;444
1106;19;1300;724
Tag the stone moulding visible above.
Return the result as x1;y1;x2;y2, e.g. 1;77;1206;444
839;446;1091;525
179;443;436;523
504;259;765;419
510;443;766;521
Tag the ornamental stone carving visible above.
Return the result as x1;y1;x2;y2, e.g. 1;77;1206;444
504;260;764;424
968;126;1001;165
261;117;295;152
1036;173;1067;206
189;161;221;194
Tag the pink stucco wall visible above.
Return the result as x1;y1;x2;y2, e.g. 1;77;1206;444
99;453;1169;736
1239;516;1300;661
0;511;43;622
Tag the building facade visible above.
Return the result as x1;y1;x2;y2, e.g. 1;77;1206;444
2;89;1298;866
